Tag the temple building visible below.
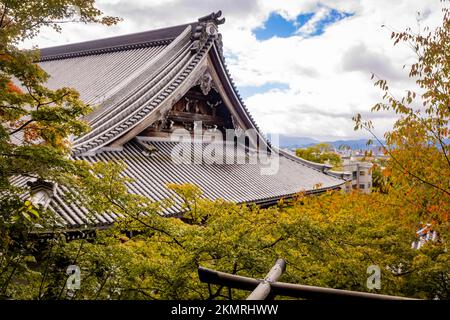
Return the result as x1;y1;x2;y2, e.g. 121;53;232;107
14;12;349;231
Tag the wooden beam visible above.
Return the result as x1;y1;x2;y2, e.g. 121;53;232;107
168;110;230;126
198;265;418;300
185;90;217;101
246;259;286;300
206;57;249;133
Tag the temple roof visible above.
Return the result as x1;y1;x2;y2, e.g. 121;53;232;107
40;23;200;155
39;23;193;61
35;12;233;157
14;11;348;230
12;139;345;229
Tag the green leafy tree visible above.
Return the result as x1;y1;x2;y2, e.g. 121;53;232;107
370;162;390;193
353;4;449;230
21;184;443;300
296;143;342;167
1;1;449;301
0;0;121;298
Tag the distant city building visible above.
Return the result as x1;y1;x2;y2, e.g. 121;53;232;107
341;156;373;194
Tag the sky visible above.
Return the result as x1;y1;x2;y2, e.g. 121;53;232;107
22;0;445;141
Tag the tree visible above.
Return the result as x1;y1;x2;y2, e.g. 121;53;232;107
370;162;390;193
296;143;342;167
2;1;449;301
14;183;442;300
0;1;121;189
0;0;122;298
353;3;449;298
353;4;449;230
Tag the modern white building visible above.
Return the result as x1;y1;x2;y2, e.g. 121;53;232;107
341;157;373;194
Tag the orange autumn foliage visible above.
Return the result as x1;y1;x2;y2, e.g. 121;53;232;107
6;81;22;94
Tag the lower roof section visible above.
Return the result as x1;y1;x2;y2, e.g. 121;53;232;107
12;139;345;230
89;139;344;207
84;138;343;214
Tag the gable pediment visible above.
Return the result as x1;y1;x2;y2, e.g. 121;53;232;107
37;11;266;156
104;51;265;152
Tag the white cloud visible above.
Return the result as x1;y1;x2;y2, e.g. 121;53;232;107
296;7;331;36
21;0;446;140
221;0;444;139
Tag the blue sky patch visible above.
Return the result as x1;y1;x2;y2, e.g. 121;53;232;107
253;12;313;40
307;9;353;37
253;9;352;40
238;82;289;99
295;12;315;27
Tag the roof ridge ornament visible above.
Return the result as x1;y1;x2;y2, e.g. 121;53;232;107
191;11;225;55
196;71;214;95
198;11;226;25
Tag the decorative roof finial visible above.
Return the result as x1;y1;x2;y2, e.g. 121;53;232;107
191;11;225;55
198;10;225;25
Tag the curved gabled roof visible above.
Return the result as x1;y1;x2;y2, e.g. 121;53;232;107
38;12;230;156
20;11;349;230
39;24;207;155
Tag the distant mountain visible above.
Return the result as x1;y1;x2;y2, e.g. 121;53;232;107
267;134;319;148
267;134;384;150
318;139;384;150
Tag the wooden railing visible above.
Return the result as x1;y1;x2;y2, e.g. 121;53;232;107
198;259;417;300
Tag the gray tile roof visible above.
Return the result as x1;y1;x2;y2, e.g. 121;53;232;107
39;24;192;61
92;140;343;208
40;45;168;104
12;139;344;229
34;11;264;158
11;12;346;230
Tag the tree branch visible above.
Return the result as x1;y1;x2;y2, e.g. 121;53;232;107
363;124;450;196
0;5;8;28
8;119;34;135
